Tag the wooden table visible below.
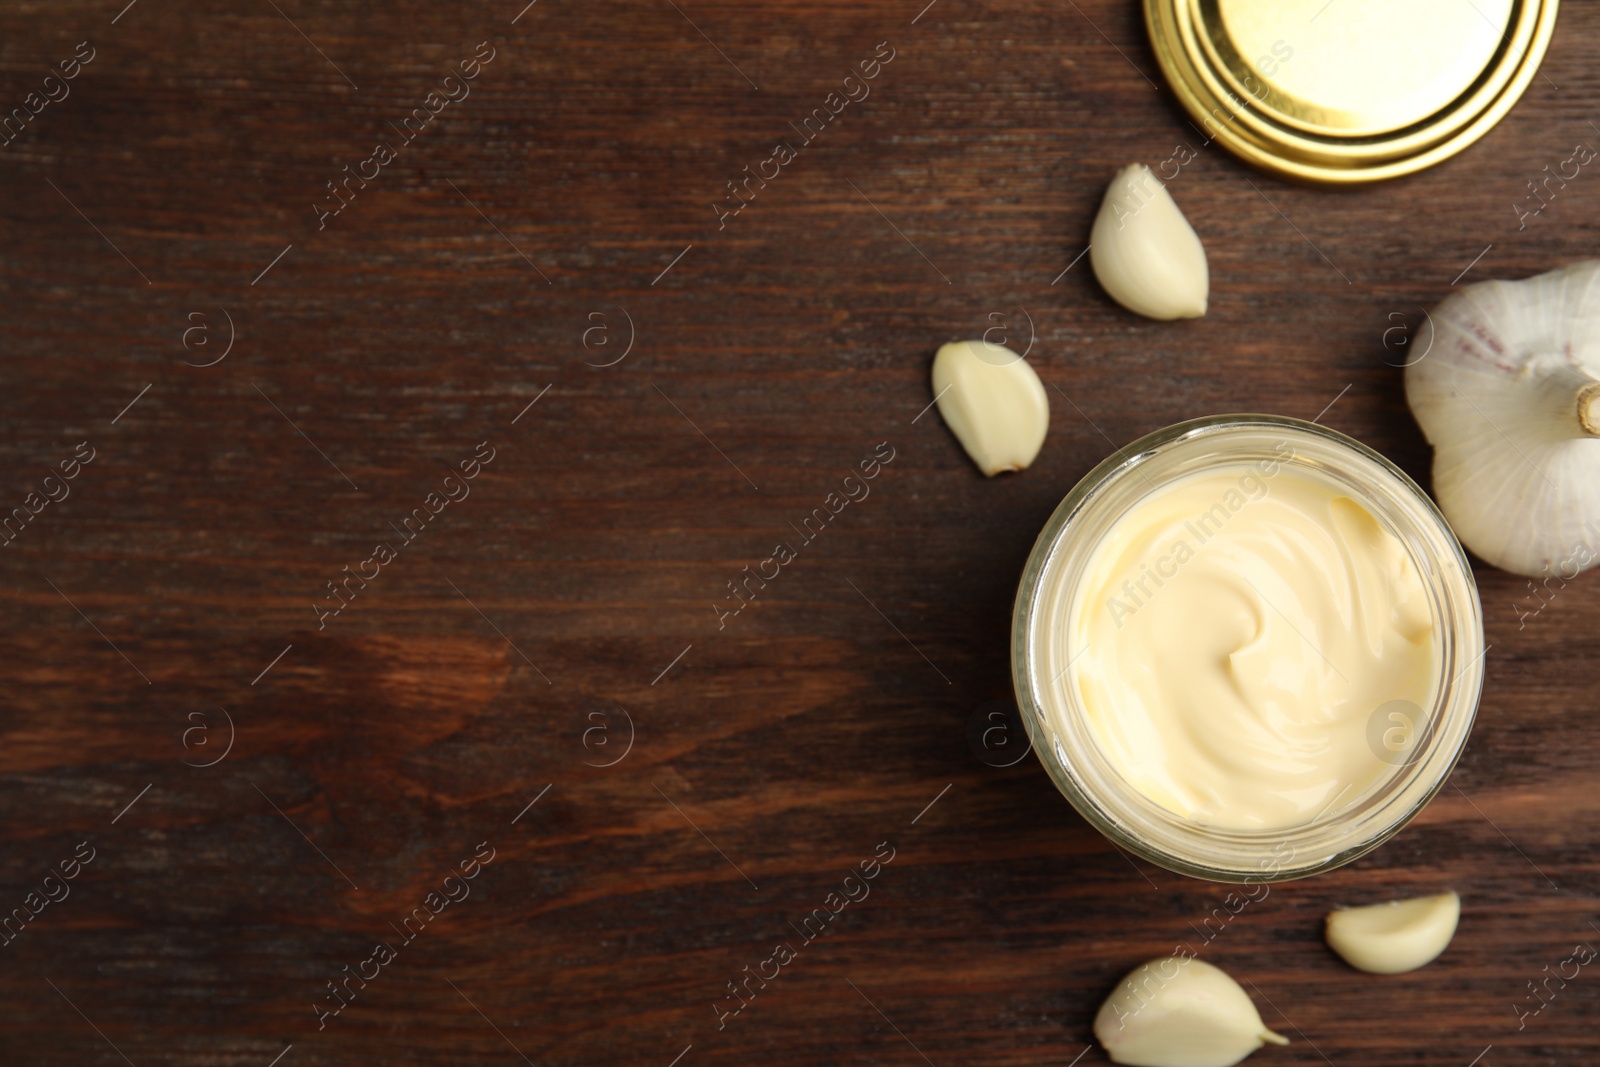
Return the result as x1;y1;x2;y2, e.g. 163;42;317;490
1;0;1596;1063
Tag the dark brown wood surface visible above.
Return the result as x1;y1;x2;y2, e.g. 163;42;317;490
1;0;1597;1063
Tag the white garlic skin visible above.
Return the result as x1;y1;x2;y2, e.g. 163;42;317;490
931;340;1049;476
1094;957;1287;1067
1407;260;1600;577
1090;163;1209;321
1325;891;1460;974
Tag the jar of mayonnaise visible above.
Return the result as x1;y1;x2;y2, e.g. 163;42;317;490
1012;415;1484;882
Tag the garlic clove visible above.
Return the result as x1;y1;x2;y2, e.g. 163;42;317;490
1579;381;1600;436
1090;163;1209;321
1324;891;1460;974
1094;957;1288;1067
931;340;1049;476
1406;259;1600;577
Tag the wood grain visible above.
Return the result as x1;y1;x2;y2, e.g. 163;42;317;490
1;0;1598;1063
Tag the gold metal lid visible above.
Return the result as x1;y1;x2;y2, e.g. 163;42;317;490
1145;0;1560;183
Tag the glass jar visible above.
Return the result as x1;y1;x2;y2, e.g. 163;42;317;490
1011;415;1484;882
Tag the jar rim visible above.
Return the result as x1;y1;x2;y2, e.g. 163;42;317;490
1010;414;1485;883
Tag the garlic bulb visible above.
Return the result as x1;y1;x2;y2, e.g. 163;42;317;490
1094;957;1287;1067
1090;163;1209;320
931;340;1049;476
1324;891;1460;974
1407;260;1600;577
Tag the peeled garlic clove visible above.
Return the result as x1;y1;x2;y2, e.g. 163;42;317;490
1090;163;1209;320
1406;260;1600;576
931;340;1049;476
1094;957;1287;1067
1325;891;1460;974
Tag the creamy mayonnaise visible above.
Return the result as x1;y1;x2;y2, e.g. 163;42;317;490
1066;462;1437;830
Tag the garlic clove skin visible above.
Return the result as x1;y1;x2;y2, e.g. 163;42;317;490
931;340;1049;476
1090;163;1209;321
1407;260;1600;577
1325;891;1460;975
1094;957;1288;1067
